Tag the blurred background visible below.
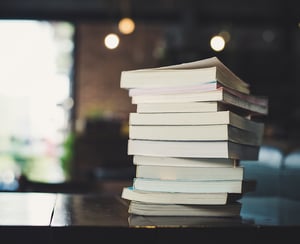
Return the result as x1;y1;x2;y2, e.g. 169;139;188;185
0;0;299;193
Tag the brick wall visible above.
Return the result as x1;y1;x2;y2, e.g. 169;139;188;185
75;21;165;125
72;21;165;181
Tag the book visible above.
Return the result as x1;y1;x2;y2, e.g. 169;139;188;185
129;111;264;134
132;86;267;107
121;186;242;205
129;124;262;146
133;178;243;193
131;87;268;116
135;165;244;181
128;81;222;96
120;56;250;94
128;139;260;160
136;101;262;117
136;101;229;113
128;200;242;216
133;155;238;167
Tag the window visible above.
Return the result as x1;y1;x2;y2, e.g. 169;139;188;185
0;20;74;190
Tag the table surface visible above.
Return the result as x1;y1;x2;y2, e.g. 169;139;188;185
2;191;300;226
1;191;300;243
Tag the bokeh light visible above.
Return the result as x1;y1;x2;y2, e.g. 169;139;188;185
118;18;135;35
210;35;225;52
104;33;120;49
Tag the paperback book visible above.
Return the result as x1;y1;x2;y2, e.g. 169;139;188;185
133;178;244;193
136;101;230;113
131;87;268;116
122;186;242;205
135;165;244;181
129;111;264;134
133;155;238;167
128;200;242;217
120;56;250;94
129;124;262;146
128;139;260;160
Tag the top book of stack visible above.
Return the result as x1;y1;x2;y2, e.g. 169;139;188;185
120;56;268;116
120;56;250;95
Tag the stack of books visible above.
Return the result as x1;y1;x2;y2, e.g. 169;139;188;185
120;56;268;217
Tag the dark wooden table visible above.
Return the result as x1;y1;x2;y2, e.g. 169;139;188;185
1;191;300;243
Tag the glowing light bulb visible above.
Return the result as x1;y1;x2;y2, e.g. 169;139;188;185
104;33;120;49
118;17;135;35
210;35;225;52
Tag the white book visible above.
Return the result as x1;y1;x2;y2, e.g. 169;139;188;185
129;81;220;96
131;87;268;116
120;56;250;94
128;200;242;217
133;178;243;193
129;124;262;146
121;187;237;205
135;165;244;181
136;102;227;113
129;111;264;134
128;139;259;160
133;155;237;167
